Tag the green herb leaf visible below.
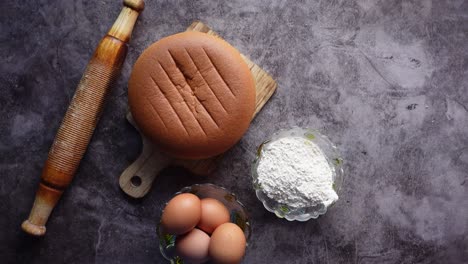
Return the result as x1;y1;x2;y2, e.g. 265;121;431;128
163;234;175;248
253;182;262;189
305;133;315;140
334;158;343;165
175;256;184;264
280;205;289;213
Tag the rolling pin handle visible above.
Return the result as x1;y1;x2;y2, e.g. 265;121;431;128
21;183;63;236
21;221;46;237
124;0;145;12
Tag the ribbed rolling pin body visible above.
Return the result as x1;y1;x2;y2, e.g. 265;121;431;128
22;0;145;236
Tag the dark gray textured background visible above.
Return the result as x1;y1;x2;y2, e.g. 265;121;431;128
1;0;467;263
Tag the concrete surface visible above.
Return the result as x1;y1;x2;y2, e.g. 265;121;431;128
1;0;467;263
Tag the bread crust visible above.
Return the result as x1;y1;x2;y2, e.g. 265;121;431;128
128;32;256;159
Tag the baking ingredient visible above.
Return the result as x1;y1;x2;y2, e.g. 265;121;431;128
197;198;230;234
161;193;201;235
209;223;246;264
256;136;338;208
176;228;210;264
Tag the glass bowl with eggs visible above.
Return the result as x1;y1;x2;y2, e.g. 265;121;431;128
157;184;251;264
251;127;344;221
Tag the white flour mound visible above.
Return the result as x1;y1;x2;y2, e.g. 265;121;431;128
257;136;338;208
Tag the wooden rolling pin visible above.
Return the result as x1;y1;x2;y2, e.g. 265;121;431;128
21;0;145;236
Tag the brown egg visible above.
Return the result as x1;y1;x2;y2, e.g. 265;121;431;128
161;193;201;235
209;223;246;264
197;198;230;234
176;228;210;264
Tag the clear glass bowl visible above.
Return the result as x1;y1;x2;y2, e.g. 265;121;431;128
157;184;251;264
251;127;344;221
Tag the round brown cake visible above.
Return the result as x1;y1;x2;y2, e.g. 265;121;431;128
128;31;256;159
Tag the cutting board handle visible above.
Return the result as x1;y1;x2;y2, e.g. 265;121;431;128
118;146;171;198
119;114;220;198
119;113;171;198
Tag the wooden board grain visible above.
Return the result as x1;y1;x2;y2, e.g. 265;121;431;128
119;21;277;198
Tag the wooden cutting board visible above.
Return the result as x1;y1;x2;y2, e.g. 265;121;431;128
119;21;277;198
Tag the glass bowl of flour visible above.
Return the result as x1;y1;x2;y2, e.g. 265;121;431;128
251;127;344;221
